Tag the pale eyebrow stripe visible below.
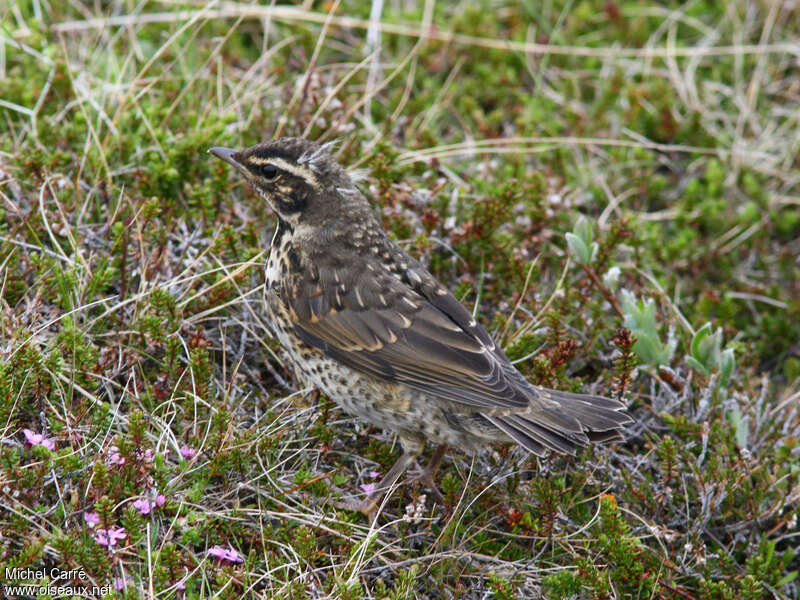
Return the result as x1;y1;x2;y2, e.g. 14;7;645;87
247;156;318;187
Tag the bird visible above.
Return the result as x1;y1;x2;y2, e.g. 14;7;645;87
210;137;631;520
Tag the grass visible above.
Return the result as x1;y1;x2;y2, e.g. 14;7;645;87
1;0;799;598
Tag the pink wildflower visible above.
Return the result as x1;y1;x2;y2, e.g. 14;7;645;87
84;512;100;528
23;429;55;451
133;493;167;514
113;576;128;591
136;448;154;462
360;483;377;494
369;471;381;479
107;446;125;466
179;446;197;459
224;548;243;563
133;498;152;515
207;546;243;564
207;547;227;561
95;527;127;548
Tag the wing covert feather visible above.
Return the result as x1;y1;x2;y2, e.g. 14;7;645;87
283;253;537;410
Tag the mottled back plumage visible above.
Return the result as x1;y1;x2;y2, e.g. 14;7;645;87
210;138;632;516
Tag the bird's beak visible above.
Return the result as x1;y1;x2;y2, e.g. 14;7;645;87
209;147;245;173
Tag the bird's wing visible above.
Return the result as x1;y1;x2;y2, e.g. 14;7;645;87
282;249;538;411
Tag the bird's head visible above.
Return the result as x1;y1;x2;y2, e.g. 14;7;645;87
210;137;361;228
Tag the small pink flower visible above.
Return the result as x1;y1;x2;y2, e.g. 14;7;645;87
226;548;243;563
179;446;197;459
207;546;243;564
360;483;377;494
175;580;186;590
84;512;100;528
23;429;55;451
95;527;127;547
133;498;152;515
369;471;381;479
132;493;167;514
136;448;154;462
107;446;125;466
113;576;128;591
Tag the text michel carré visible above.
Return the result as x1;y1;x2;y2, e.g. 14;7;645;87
5;567;87;581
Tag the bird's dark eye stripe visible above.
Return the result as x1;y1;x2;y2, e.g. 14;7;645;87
261;164;279;180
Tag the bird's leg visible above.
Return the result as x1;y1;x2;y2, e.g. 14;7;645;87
411;444;447;503
424;444;447;480
333;441;423;522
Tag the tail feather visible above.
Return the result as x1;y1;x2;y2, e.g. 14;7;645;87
484;416;552;455
484;414;582;455
485;388;631;455
586;429;624;443
553;402;630;432
523;405;584;434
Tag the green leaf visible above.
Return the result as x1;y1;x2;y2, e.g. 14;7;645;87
621;290;674;365
720;348;735;387
690;322;712;360
727;408;749;449
687;356;710;376
697;328;722;365
633;333;663;365
687;322;735;388
566;232;590;265
574;215;593;246
602;266;621;291
566;217;598;265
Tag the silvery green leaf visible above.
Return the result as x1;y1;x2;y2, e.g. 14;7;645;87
663;337;678;365
727;408;749;450
566;232;592;265
641;298;659;339
621;290;674;366
620;289;636;312
687;356;710;376
633;333;662;365
720;348;735;387
621;290;645;330
737;418;749;450
574;215;593;246
603;266;621;291
691;323;712;360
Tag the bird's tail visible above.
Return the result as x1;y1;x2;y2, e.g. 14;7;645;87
484;389;631;456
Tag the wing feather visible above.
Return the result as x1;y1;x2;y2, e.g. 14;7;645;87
284;255;535;410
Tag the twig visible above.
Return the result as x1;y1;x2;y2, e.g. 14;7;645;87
581;264;625;320
660;581;699;600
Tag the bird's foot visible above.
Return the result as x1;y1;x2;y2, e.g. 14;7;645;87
408;444;447;503
329;446;425;523
331;495;380;524
408;465;445;503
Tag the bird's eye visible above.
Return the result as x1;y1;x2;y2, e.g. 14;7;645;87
261;164;279;180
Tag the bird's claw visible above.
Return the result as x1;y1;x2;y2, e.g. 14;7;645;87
331;496;380;524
